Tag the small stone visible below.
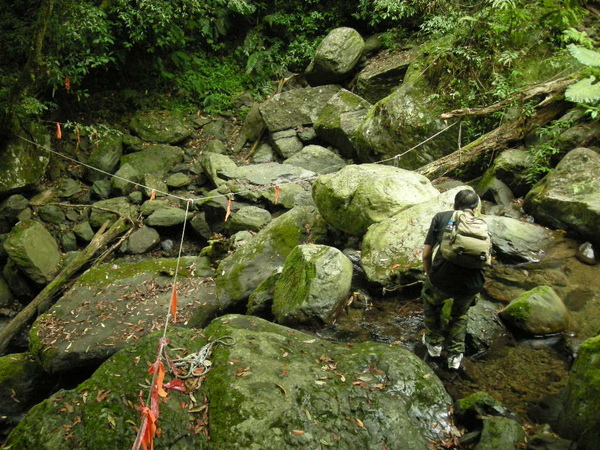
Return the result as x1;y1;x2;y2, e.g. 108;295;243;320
576;242;596;265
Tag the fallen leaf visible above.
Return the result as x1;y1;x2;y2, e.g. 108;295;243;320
292;430;304;436
356;418;364;428
96;390;111;402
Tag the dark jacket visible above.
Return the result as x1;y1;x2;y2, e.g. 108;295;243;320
424;210;485;299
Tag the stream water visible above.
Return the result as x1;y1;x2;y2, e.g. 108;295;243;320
315;293;571;429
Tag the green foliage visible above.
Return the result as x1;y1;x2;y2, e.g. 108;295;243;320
568;44;600;67
161;51;255;115
524;143;561;186
561;27;595;48
415;0;589;123
523;118;573;185
354;0;439;29
565;45;600;108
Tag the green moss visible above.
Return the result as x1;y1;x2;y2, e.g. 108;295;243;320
502;298;532;322
0;352;31;379
77;257;196;286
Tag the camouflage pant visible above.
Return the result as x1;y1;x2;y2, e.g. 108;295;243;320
421;277;476;357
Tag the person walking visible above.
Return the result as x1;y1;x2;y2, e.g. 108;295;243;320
421;189;486;370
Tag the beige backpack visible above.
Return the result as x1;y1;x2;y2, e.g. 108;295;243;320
440;210;492;269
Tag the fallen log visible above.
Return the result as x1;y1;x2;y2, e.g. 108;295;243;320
417;97;573;180
439;74;578;119
0;217;131;355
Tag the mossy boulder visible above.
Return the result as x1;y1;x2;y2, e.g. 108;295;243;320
0;123;50;196
259;85;342;132
476;416;526;450
129;110;194;144
353;81;458;168
282;144;347;175
0;352;51;416
305;27;365;85
312;164;439;236
360;187;460;286
215;206;328;311
89;197;139;228
3;219;62;285
524;147;600;247
8;315;454;449
120;144;183;176
313;88;371;159
84;133;123;182
29;257;215;373
272;244;353;326
557;334;600;448
454;391;521;430
499;285;570;335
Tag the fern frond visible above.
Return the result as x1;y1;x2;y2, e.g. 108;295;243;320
565;76;600;103
567;44;600;67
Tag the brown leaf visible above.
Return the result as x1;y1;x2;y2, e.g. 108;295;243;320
96;389;111;402
292;430;304;436
235;367;252;377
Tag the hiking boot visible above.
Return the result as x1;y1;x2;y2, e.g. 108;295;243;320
422;334;442;358
447;354;463;370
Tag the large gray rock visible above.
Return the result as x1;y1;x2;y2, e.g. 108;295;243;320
144;206;188;227
234;162;315;186
3;220;62;285
29;257;214;373
484;148;533;198
120;144;183;176
354;81;458;168
215;206;328;311
271;129;303;158
129;110;193;144
557;334;600;448
306;27;365;85
499;285;570;335
261;183;314;209
314;89;371;158
8;315;453;449
524;148;600;247
0;194;29;233
355;48;417;103
283;144;346;174
312;164;439;236
0;124;50;196
259;85;341;132
110;163;141;196
360;187;459;286
200;151;239;187
273;244;353;326
486;216;554;263
122;226;160;254
84;133;123;182
314;89;371;159
89;197;139;228
225;205;271;233
466;299;506;355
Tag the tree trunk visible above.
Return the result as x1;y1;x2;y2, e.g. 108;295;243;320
1;0;56;137
0;217;130;355
417;77;576;180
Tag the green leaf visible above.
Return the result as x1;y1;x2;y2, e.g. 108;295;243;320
567;44;600;67
565;76;600;104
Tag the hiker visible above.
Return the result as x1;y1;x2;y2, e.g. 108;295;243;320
421;189;488;370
